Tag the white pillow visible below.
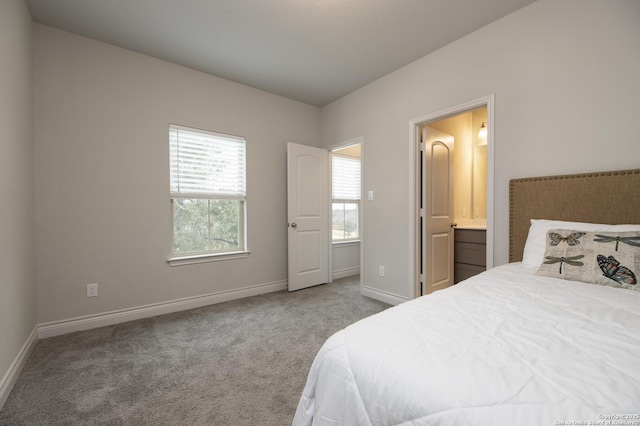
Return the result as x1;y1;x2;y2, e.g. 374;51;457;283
521;219;640;268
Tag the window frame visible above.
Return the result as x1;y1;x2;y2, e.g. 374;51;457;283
167;124;249;266
331;152;361;243
331;201;360;242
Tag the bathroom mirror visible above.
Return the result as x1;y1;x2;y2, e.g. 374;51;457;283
472;145;487;219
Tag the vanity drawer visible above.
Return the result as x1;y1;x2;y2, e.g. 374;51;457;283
454;228;487;283
455;263;486;283
455;242;486;267
455;229;486;244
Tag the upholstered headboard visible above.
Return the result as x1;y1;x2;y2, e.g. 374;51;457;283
509;169;640;262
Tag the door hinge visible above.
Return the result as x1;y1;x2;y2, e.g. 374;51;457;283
419;141;425;151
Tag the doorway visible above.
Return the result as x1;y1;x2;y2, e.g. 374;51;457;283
330;139;362;282
410;95;494;297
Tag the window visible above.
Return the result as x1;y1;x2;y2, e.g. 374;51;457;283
332;152;360;241
169;125;246;258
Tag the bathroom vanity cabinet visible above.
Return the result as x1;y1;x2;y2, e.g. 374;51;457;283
454;228;486;283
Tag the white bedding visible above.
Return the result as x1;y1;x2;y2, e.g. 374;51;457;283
293;263;640;425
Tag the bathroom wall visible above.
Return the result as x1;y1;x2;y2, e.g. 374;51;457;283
471;108;488;222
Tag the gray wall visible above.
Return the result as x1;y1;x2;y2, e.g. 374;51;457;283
320;0;640;301
33;25;321;323
332;243;360;279
0;0;36;401
6;0;640;366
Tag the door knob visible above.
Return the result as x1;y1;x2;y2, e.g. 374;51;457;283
291;223;297;228
450;222;457;228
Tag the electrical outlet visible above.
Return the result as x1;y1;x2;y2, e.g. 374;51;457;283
86;283;98;298
378;265;385;277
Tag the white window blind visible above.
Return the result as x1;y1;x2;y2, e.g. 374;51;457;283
332;155;361;200
170;125;246;199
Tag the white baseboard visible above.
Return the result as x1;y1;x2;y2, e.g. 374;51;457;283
0;326;38;411
38;280;287;339
361;285;408;306
332;267;360;280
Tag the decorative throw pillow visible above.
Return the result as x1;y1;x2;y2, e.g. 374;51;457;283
535;229;640;291
521;219;640;269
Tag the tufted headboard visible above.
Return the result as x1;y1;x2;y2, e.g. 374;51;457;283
509;169;640;263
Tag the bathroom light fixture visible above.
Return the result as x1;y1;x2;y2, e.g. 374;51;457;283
477;122;487;139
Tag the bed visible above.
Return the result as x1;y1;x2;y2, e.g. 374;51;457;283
293;169;640;425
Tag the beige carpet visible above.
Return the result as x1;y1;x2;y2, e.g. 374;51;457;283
0;276;389;425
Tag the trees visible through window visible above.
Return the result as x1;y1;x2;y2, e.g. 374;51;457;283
332;150;360;241
169;125;246;256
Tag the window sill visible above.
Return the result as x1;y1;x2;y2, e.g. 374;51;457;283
332;240;360;247
167;251;250;267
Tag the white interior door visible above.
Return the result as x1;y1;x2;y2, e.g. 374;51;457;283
421;126;454;294
287;142;329;291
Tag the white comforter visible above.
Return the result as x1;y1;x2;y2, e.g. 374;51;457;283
293;263;640;425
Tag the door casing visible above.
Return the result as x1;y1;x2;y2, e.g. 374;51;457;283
409;95;495;298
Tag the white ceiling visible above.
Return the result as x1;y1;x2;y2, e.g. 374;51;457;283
25;0;537;107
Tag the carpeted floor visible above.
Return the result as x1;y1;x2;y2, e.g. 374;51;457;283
0;276;389;426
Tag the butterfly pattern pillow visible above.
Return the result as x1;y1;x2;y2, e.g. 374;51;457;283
535;229;640;291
